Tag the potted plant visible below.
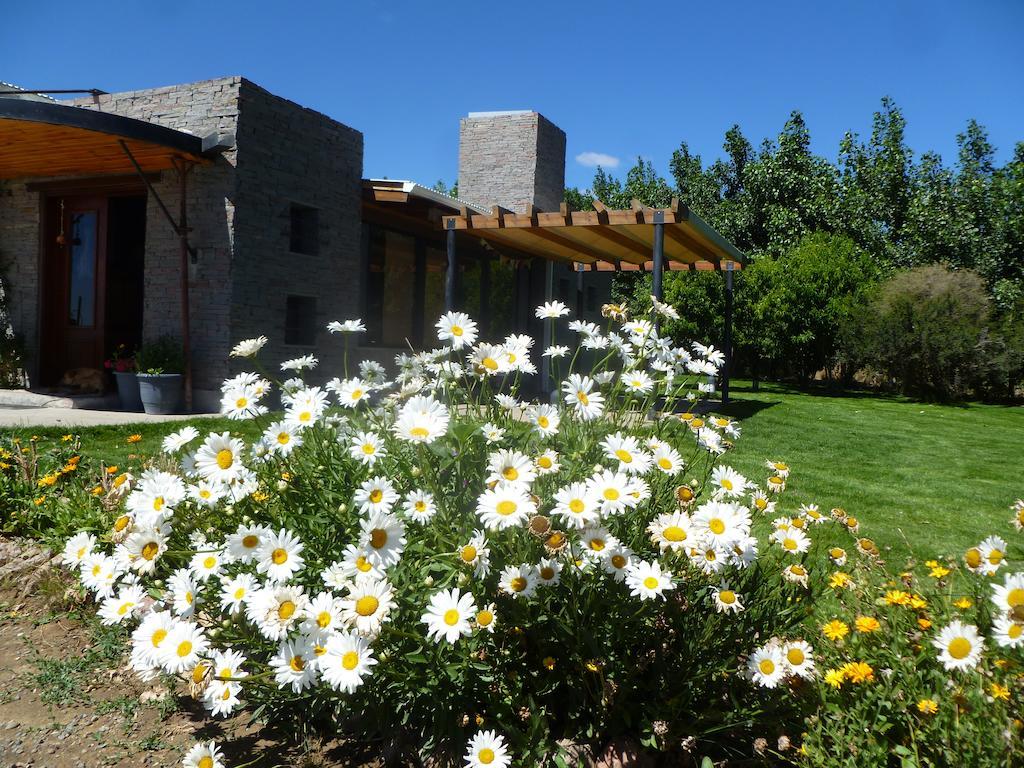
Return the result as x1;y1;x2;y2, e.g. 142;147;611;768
135;336;185;415
104;343;141;411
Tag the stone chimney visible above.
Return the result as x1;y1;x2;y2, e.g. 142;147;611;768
458;110;566;213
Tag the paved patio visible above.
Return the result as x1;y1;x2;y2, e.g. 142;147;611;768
0;389;218;428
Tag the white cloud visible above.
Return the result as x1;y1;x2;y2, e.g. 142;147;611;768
575;151;620;169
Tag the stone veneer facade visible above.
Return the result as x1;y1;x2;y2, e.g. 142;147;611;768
0;77;363;409
458;111;566;214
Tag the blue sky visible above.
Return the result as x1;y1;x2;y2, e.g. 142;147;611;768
3;1;1022;191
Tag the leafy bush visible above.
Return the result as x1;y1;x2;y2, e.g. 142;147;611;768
136;336;185;375
841;265;1023;400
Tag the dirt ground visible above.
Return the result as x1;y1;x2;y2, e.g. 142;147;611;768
0;538;344;768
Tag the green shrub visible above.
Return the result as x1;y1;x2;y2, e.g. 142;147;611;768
842;265;1023;400
135;336;185;375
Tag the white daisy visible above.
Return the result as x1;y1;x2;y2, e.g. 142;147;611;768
123;525;169;574
61;532;97;568
98;584;145;626
229;336;267;358
476;485;536;530
465;730;511;768
189;480;226;507
601;544;634;581
183;740;225;768
535;300;570;319
782;640;815;679
162;425;199;454
225;524;269;563
263;420;303;456
249;584;309;641
498;564;539;599
457;531;491;578
772;527;811;555
535;449;560;475
159;621;209;674
402;490;437;523
220;573;258;614
562;374;605;420
992;616;1024;648
647;511;692;552
486;449;536;487
327;319;366;334
393;394;450;443
321;631;377;693
536;558;562;586
255;528;305;583
421;587;477;643
271;636;318;693
354;476;399;515
334;378;371;409
194;432;247;484
436;311;478;349
168;567;200;618
480;423;505;444
600;433;652;475
712;584;744;614
711;465;748;498
528;404;561;437
932;621;984;671
339;576;395;636
624;560;674;600
301;590;345;636
360;511;406;568
651;444;684;475
550;482;601;529
991;572;1024;618
190;547;225;582
285;386;329;425
748;643;786;688
586;469;637;516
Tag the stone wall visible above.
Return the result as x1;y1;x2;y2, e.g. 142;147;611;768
229;79;364;390
458;111;566;213
0;182;41;380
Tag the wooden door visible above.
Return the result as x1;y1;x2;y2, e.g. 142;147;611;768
40;195;108;384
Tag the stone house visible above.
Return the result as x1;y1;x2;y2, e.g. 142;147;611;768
0;76;734;410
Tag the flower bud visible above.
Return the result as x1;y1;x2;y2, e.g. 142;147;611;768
276;480;287;491
424;575;434;587
411;466;422;478
337;503;348;514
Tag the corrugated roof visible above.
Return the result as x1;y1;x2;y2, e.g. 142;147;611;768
364;179;490;214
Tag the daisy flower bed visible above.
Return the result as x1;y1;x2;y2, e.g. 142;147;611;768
44;301;1024;767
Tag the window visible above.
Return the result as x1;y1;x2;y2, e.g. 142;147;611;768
68;211;97;327
289;203;319;255
284;295;317;345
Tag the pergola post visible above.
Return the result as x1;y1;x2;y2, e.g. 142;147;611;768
652;210;665;332
575;264;585;317
445;220;456;311
540;260;554;395
722;262;734;403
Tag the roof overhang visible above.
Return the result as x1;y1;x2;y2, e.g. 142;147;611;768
364;179;489;214
441;198;746;270
0;98;211;180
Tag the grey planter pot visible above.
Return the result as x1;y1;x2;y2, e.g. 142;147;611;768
137;373;183;415
113;371;142;412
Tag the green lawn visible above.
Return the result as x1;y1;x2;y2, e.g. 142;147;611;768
719;380;1024;561
5;384;1023;561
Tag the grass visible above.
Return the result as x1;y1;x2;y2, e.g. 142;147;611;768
4;383;1022;561
719;380;1024;561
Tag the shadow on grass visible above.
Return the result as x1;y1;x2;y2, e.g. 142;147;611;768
727;380;1019;410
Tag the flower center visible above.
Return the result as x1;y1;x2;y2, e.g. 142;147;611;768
141;541;160;560
603;488;619;501
356;556;372;572
783;538;797;551
290;655;305;673
540;567;555;580
114;515;130;532
589;538;605;552
451;325;463;337
242;535;259;548
236;397;248;408
203;556;216;569
1009;624;1023;639
965;548;982;568
460;546;477;563
199;757;214;768
272;548;288;565
151;629;167;648
537;416;549;428
342;651;359;670
510;577;528;592
362;443;375;454
758;659;775;675
615;449;632;463
569;499;585;514
658;458;672;470
317;611;333;628
370;529;387;548
369;489;383;504
176;641;192;658
477;610;493;626
355;596;379;616
709;519;726;535
1008;589;1024;608
278;600;296;620
277;432;290;445
496;500;517;516
643;576;659;590
410;426;429;438
663;526;687;542
577;391;589;405
234;587;246;600
444;609;460;626
502;467;519;481
948;637;972;660
479;748;495;765
216;449;233;470
351;389;363;400
787;648;805;666
482;357;498;371
719;590;736;604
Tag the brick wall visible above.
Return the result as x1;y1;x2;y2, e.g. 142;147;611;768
458;111;566;213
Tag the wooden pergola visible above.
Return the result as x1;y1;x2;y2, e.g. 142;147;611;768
440;198;746;400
